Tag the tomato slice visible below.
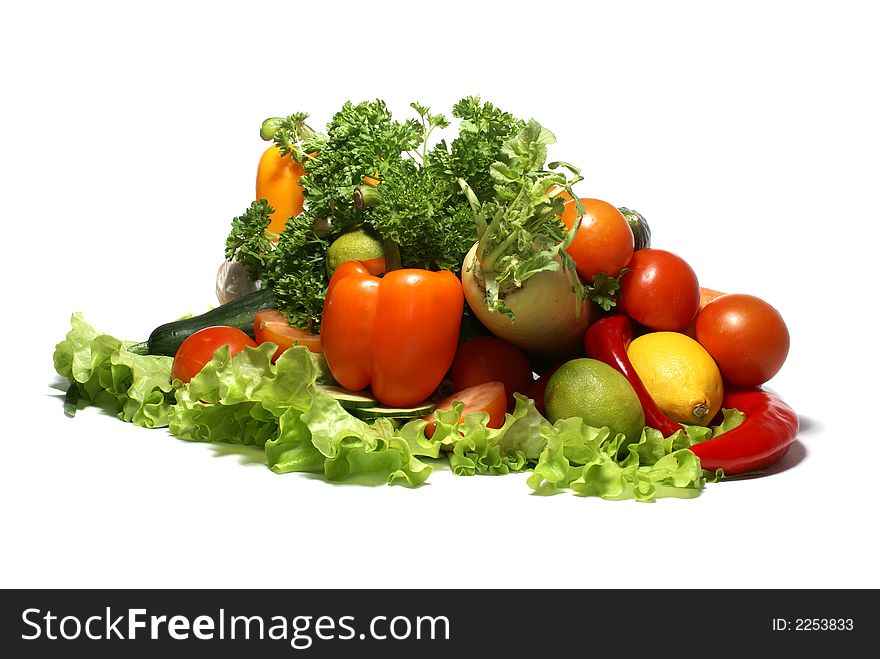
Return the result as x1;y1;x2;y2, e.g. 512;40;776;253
172;326;257;383
253;309;322;361
423;381;507;439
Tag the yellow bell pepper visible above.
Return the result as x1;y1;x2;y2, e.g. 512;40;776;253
255;145;306;238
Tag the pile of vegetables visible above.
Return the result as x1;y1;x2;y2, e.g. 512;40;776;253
55;97;797;502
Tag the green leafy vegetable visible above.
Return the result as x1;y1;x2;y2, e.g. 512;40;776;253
54;316;737;501
363;98;523;272
268;215;330;329
365;159;477;271
587;271;627;312
528;421;705;501
172;343;439;486
298;99;424;236
458;120;586;318
430;394;550;476
227;97;526;326
459;119;631;316
713;407;747;436
225;200;329;330
263;112;317;162
53;313;175;427
225;199;276;272
430;97;526;203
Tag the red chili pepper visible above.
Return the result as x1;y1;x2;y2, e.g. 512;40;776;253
584;314;683;437
690;388;798;474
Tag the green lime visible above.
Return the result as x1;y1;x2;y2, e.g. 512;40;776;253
326;228;384;277
544;358;645;443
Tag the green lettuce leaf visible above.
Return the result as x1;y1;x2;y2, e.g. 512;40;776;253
53;313;175;427
526;421;709;502
713;408;746;436
53;316;745;501
170;342;439;487
430;394;550;476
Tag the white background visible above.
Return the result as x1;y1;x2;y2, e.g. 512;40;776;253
1;0;878;589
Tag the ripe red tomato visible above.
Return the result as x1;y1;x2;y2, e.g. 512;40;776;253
619;248;700;331
449;336;533;411
423;381;507;438
695;293;790;387
172;326;257;383
521;362;562;416
683;287;727;338
561;198;634;280
254;309;322;362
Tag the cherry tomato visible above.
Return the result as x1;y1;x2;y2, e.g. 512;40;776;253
619;248;700;331
423;381;507;438
449;336;533;411
172;326;257;383
254;309;322;362
695;293;790;387
561;198;634;280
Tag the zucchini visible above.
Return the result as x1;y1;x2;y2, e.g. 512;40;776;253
619;207;651;251
319;385;378;410
350;402;436;420
136;288;276;356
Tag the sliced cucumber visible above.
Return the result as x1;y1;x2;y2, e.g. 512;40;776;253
319;385;378;409
350;402;436;420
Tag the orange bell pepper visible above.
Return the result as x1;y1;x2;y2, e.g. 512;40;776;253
256;145;306;237
321;261;464;408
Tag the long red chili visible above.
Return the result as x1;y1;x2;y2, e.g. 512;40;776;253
690;387;798;474
584;315;684;437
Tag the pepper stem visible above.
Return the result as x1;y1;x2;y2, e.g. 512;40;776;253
354;185;382;210
693;404;709;419
383;238;403;272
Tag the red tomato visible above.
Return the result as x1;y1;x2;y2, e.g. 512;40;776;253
521;362;562;416
695;293;790;387
683;287;727;338
254;309;322;362
561;198;634;280
522;379;547;415
423;381;507;438
619;248;700;331
449;336;533;411
172;326;257;383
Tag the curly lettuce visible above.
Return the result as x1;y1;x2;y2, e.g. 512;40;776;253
172;344;439;486
54;315;742;501
53;313;175;427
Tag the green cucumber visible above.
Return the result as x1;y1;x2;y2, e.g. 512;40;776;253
619;207;651;251
319;386;378;409
135;288;276;356
350;402;436;420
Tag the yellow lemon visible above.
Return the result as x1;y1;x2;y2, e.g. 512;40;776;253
627;332;723;426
